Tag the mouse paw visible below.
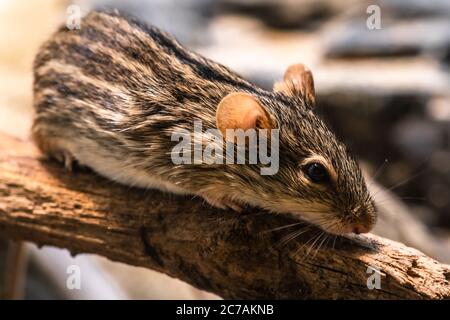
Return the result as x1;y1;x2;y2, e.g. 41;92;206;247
54;150;75;172
202;196;243;212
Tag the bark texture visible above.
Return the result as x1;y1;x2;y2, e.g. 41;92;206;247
0;133;449;299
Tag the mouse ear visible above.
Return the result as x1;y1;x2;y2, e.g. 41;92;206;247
216;92;275;142
273;63;316;109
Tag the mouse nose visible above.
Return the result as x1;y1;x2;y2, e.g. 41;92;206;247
351;205;377;234
352;224;370;234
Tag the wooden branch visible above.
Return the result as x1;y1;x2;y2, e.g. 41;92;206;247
0;240;27;299
0;132;449;299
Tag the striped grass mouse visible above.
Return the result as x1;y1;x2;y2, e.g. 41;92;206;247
32;10;376;235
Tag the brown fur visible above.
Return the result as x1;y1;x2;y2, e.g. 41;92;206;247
32;10;376;235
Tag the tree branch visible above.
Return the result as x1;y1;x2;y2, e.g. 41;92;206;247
0;132;449;299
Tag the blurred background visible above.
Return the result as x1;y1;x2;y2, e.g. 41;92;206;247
0;0;449;299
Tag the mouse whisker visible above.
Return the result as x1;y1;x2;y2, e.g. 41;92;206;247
276;226;311;248
262;222;305;234
295;229;321;256
374;196;427;205
313;232;329;258
366;158;389;189
331;234;338;250
372;165;429;198
304;231;324;258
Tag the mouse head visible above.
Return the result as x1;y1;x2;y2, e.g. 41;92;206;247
215;64;376;235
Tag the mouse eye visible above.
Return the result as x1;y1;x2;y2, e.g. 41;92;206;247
303;162;330;184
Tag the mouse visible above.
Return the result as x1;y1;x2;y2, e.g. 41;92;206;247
32;10;376;235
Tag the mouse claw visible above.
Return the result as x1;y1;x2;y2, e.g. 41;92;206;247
64;152;76;172
56;150;75;172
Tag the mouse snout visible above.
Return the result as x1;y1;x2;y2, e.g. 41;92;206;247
352;224;371;234
351;206;377;234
